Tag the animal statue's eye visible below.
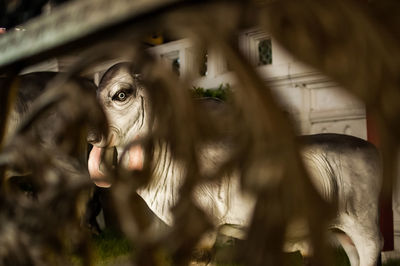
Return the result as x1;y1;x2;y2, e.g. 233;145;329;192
112;89;132;102
118;92;126;100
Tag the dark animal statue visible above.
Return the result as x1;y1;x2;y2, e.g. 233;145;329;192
0;72;102;233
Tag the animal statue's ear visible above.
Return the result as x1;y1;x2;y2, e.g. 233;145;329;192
88;146;112;188
126;144;144;170
124;62;140;75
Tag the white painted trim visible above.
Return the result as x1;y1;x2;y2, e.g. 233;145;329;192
309;108;366;123
147;38;192;56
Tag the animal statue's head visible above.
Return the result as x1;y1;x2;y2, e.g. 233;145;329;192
88;62;147;187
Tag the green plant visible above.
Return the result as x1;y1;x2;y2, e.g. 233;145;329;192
192;83;231;101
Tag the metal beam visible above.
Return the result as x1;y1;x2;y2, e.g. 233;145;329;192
0;0;202;72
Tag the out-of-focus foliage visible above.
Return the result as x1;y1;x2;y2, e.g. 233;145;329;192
192;84;231;101
0;0;399;265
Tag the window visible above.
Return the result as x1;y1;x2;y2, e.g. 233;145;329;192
199;52;208;76
258;39;272;65
240;28;273;66
172;57;180;76
162;51;180;76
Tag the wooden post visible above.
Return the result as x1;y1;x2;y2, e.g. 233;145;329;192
366;111;394;251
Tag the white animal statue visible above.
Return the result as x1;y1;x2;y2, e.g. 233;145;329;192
88;62;383;266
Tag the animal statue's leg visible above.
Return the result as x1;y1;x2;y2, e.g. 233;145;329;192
84;187;102;234
192;231;217;264
334;230;359;266
338;215;382;266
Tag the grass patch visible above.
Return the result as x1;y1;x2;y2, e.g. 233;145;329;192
92;229;133;259
385;260;400;266
90;229;133;265
87;230;400;266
